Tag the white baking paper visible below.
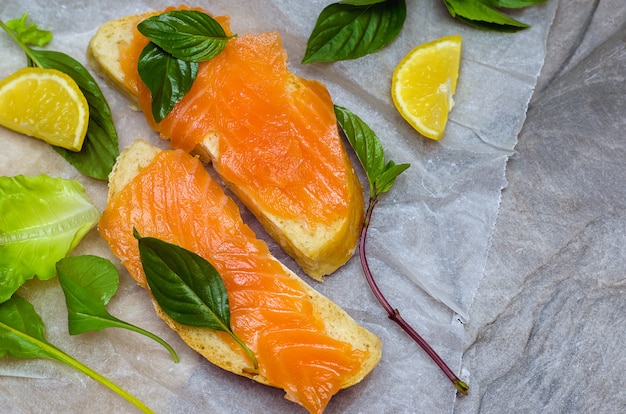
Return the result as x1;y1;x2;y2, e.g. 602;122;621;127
0;0;558;412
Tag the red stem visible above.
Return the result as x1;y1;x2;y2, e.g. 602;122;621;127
360;197;469;395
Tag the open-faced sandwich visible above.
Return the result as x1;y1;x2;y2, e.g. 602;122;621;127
88;6;364;280
98;140;381;414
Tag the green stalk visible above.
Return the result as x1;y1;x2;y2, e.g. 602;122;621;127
5;323;154;413
0;20;43;67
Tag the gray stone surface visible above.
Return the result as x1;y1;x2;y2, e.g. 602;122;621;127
456;1;626;412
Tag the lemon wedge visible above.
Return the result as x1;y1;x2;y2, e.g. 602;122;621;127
0;67;89;151
391;35;462;140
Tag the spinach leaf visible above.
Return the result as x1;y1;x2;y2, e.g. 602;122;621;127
138;42;198;123
137;10;233;62
56;255;179;362
302;0;406;64
28;49;119;180
0;295;154;413
136;10;232;122
134;230;258;370
334;105;409;197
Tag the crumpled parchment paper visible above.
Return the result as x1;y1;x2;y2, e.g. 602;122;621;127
0;0;558;412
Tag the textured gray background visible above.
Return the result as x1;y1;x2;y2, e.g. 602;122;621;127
456;1;626;412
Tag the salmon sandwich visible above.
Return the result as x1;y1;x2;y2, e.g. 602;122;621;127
88;6;364;280
98;140;381;413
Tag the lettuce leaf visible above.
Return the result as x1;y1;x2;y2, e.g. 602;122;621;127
0;175;99;303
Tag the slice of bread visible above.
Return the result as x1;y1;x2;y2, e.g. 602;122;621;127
104;139;381;393
87;11;364;280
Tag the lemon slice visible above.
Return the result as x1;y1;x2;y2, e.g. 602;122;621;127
391;35;462;141
0;67;89;151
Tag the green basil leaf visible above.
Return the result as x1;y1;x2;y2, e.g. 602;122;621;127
137;10;232;62
138;42;198;123
5;13;52;47
134;230;258;369
444;0;531;32
56;255;179;362
135;232;230;329
302;0;406;64
339;0;386;5
375;160;410;194
0;295;155;412
28;49;119;180
482;0;549;8
334;105;409;197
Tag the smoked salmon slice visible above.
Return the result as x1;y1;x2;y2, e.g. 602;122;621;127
98;6;364;280
98;141;381;414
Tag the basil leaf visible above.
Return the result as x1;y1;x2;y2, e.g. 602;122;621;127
482;0;549;8
138;42;198;123
0;295;154;412
302;0;406;64
56;255;179;362
28;49;119;180
339;0;386;5
334;105;409;197
137;10;232;62
134;230;258;369
443;0;531;32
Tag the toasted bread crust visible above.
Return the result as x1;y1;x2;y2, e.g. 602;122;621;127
107;140;381;389
88;12;364;280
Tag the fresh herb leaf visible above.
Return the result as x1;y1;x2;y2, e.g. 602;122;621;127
0;295;154;413
138;42;198;123
27;49;119;180
339;0;387;5
0;16;119;180
305;0;550;62
137;10;233;62
334;105;409;197
482;0;549;8
302;0;406;64
5;13;51;47
56;255;179;362
0;175;99;304
336;106;468;394
443;0;531;32
136;10;232;122
134;230;258;370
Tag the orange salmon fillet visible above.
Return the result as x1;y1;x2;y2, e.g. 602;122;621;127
118;9;355;228
98;149;369;414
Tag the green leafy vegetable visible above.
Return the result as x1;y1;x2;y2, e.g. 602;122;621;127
302;0;406;64
305;0;551;63
56;255;179;362
335;106;469;394
334;105;409;196
443;0;531;32
0;175;99;304
0;15;119;180
5;13;51;47
0;295;154;413
137;10;233;62
138;43;198;123
134;230;258;370
136;10;233;122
